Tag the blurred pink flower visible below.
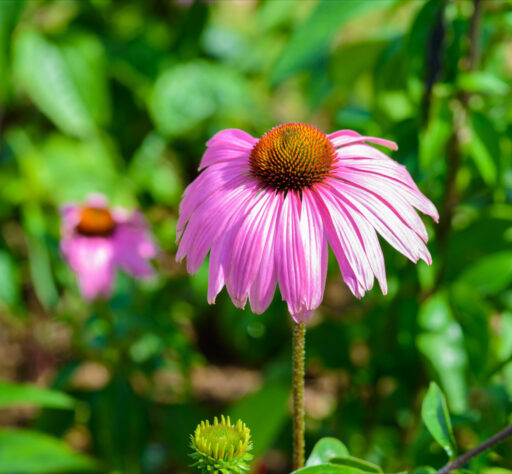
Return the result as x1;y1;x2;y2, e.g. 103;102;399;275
177;124;438;322
60;194;157;301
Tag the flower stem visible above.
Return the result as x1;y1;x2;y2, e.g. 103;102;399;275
292;322;306;470
437;423;512;474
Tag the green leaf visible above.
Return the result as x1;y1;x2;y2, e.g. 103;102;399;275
13;29;103;137
417;294;468;413
330;457;382;473
465;112;500;185
227;382;289;458
0;429;96;473
421;382;457;460
271;0;396;85
295;465;375;474
0;381;76;410
306;437;349;467
149;61;250;137
412;468;436;474
458;71;509;96
0;0;25;102
458;251;512;295
0;250;19;308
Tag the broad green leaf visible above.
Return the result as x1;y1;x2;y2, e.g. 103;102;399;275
227;382;289;458
149;61;250;137
0;250;19;307
295;465;375;474
421;382;457;460
0;381;75;409
330;457;382;473
419;97;452;170
458;251;512;295
306;437;349;467
458;71;509;96
465;112;500;185
417;294;468;413
0;429;96;473
13;29;103;137
271;0;396;85
412;468;436;474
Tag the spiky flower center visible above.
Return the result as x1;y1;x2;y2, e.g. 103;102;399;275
76;207;116;236
250;123;336;191
190;415;252;473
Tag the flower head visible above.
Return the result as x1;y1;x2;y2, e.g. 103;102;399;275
60;193;157;301
190;415;252;474
177;124;438;322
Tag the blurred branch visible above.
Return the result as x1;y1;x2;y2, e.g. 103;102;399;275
437;424;512;474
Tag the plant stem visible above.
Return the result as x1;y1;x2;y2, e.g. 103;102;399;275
292;322;306;470
437;424;512;474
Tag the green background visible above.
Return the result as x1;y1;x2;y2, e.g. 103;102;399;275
0;0;511;473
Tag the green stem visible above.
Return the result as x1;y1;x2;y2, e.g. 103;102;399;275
293;322;306;470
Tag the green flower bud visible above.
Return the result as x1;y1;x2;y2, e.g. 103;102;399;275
190;415;253;473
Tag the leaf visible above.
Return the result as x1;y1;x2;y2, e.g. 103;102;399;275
306;437;349;467
12;29;104;137
0;429;96;473
271;0;396;85
0;381;75;410
412;468;436;474
295;465;375;474
417;294;468;413
0;250;19;307
330;457;382;473
421;382;457;460
465;112;500;185
458;71;509;96
149;61;250;137
227;381;289;458
0;0;25;102
458;251;512;295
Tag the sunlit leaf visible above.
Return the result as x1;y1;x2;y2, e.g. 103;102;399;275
0;382;75;409
458;251;512;295
272;0;396;85
0;429;96;473
421;382;457;459
330;456;382;473
306;437;349;467
12;29;107;137
417;294;468;413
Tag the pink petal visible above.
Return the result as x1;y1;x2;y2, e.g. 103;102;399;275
314;185;374;298
177;162;250;239
61;236;115;301
227;190;282;307
326;177;432;265
275;191;326;322
177;179;259;274
329;134;398;150
206;128;258;149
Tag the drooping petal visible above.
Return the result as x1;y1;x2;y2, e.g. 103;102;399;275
314;184;374;298
176;178;259;273
274;191;327;322
61;236;115;300
177;162;250;239
226;190;282;307
114;213;158;278
326;177;432;265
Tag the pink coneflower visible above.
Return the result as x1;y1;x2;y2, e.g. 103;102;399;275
60;194;157;301
177;124;438;322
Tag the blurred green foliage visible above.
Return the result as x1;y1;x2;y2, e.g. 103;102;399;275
0;0;512;473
